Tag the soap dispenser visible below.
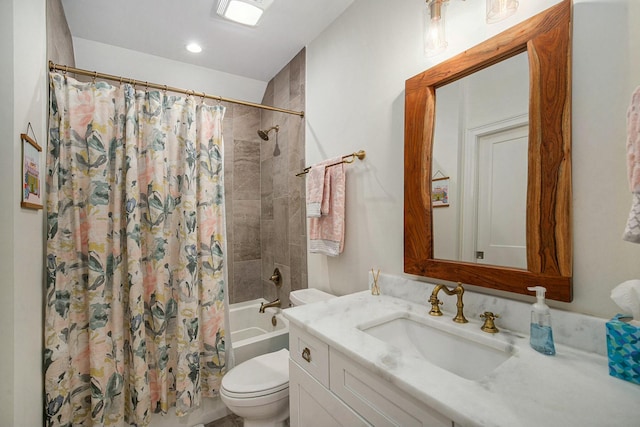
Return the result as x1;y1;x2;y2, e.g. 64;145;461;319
527;286;556;355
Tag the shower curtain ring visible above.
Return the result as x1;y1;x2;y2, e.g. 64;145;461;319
63;65;68;74
217;96;222;105
92;71;97;83
201;92;206;104
163;85;168;94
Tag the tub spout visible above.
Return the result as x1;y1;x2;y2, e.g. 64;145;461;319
259;298;281;313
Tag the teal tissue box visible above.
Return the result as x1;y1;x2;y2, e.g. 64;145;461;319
606;314;640;385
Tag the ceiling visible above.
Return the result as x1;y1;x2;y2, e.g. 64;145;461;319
61;0;354;82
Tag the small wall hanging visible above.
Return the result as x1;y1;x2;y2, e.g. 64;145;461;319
21;124;43;210
431;170;449;208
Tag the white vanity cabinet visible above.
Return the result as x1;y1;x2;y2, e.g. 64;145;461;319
289;325;454;427
289;359;369;426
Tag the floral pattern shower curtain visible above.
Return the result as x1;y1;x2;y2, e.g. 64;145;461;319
44;73;227;426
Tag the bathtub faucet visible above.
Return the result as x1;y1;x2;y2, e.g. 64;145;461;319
259;298;281;313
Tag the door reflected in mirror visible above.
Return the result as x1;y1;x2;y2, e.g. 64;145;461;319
432;53;529;269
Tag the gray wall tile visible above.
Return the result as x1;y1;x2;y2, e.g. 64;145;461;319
233;140;260;200
232;259;263;303
233;200;261;261
226;48;307;306
233;105;261;142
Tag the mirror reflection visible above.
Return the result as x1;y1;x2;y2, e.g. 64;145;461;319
432;52;529;269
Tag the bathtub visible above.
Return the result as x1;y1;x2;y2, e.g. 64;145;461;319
228;298;289;366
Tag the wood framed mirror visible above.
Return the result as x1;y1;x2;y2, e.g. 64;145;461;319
404;0;572;301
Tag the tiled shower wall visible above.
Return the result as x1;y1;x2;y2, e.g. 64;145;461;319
224;49;307;306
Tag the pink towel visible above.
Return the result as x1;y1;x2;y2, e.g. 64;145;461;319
306;163;326;218
624;87;640;243
306;157;340;218
309;163;346;256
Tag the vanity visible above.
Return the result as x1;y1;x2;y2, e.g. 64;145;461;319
284;290;640;427
286;1;640;424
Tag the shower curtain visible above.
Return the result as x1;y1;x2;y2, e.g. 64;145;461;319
44;73;228;426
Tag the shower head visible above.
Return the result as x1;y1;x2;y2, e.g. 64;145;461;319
257;125;279;141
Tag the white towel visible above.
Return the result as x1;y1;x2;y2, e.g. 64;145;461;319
624;87;640;243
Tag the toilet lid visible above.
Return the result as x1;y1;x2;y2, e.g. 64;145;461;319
289;288;335;306
222;349;289;398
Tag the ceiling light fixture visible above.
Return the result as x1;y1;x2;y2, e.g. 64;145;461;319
216;0;274;27
186;43;203;53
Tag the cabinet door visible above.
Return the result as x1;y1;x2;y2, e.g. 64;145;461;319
289;359;370;427
330;349;452;427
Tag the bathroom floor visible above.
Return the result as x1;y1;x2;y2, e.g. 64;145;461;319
205;414;243;427
205;415;290;427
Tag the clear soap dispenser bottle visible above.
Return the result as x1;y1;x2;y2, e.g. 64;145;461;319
527;286;556;355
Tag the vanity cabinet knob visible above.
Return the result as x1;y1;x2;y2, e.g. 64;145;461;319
302;347;312;363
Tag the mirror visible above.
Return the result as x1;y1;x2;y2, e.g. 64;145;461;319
433;52;529;269
404;0;572;301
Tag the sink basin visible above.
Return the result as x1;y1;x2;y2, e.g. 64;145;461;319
360;314;513;380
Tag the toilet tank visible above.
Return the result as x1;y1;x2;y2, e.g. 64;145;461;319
289;288;335;306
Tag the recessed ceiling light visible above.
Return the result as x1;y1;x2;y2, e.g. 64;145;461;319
216;0;274;27
186;43;202;53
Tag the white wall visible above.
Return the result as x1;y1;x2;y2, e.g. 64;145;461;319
432;52;529;261
0;0;15;424
73;37;268;104
306;0;640;318
432;80;461;260
0;0;47;426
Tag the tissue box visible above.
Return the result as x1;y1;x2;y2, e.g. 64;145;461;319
606;314;640;385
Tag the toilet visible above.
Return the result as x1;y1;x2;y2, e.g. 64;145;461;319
220;288;335;427
288;288;335;307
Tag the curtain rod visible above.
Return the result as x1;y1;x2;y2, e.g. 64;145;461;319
48;61;305;118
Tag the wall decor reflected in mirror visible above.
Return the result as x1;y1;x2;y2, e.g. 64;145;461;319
404;0;572;301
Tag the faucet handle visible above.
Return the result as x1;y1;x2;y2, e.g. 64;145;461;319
428;295;444;316
480;312;500;333
269;268;282;287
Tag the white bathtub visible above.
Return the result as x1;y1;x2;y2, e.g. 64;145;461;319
229;298;289;366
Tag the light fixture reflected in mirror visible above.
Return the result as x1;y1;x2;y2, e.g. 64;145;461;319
486;0;519;23
424;0;448;57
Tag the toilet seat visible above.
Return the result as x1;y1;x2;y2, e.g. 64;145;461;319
221;349;289;400
220;385;289;408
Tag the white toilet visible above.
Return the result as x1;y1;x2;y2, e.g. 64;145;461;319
220;288;335;427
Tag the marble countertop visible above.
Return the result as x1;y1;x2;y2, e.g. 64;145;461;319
284;291;640;427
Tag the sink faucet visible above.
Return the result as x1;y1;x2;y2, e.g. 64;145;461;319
259;298;281;313
429;282;468;323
